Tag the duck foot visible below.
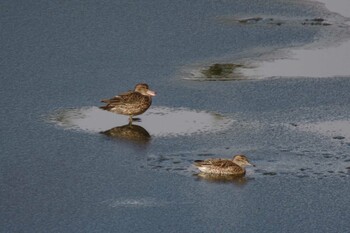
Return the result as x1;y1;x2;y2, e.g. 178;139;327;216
128;116;141;125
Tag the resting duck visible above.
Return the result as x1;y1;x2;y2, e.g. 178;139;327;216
100;83;156;123
194;154;253;176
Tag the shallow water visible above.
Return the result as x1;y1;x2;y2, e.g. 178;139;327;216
242;32;350;78
318;0;350;18
241;0;350;79
181;0;350;81
2;0;350;233
48;106;233;137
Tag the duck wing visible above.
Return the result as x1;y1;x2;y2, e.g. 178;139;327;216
209;159;238;168
194;158;245;175
210;159;245;174
101;91;143;105
194;159;236;168
194;158;216;167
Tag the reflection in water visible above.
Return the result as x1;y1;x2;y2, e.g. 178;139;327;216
48;106;234;137
195;173;249;186
101;124;151;144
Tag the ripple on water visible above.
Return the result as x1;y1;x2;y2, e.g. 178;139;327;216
296;120;350;143
47;106;234;138
101;197;178;208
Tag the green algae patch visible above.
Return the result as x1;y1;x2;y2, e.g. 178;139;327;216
200;63;246;81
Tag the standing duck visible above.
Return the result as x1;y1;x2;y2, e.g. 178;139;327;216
194;154;253;176
100;83;156;123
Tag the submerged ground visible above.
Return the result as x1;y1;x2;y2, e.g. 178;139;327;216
1;0;350;232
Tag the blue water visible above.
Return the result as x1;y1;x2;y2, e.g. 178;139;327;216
1;1;350;232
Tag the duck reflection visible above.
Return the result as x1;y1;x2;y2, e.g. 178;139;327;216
194;173;249;186
100;124;151;144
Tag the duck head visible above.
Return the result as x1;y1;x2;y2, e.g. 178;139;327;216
134;83;156;97
232;154;254;167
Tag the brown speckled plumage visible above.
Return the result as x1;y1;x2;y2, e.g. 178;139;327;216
194;154;253;175
100;83;156;123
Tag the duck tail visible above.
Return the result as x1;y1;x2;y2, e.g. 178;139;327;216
100;98;112;110
99;105;109;110
194;160;204;166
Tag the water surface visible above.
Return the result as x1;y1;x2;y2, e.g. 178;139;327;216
1;1;350;233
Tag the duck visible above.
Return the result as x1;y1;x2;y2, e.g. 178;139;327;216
194;154;253;176
100;83;156;123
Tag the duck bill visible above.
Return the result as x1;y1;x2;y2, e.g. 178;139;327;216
247;162;255;167
147;90;156;96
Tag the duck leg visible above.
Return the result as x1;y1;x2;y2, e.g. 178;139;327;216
128;115;133;125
